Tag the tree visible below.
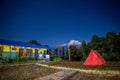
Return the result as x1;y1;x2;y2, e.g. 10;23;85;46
116;33;120;52
60;47;65;59
89;34;107;54
29;40;41;45
68;46;76;61
105;32;120;61
106;32;117;52
91;34;100;50
69;46;82;61
54;48;58;56
87;32;120;61
81;40;87;60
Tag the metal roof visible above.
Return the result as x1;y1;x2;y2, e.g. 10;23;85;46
0;39;50;49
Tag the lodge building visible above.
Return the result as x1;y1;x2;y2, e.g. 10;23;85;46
0;39;51;60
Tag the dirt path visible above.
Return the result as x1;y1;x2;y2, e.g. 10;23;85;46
1;62;120;80
1;62;120;76
36;63;120;76
69;72;120;80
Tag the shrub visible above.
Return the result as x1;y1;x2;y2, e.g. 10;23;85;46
53;57;63;61
0;59;2;64
14;57;27;62
30;57;36;60
14;58;20;63
0;57;2;64
0;56;37;64
25;57;36;61
51;54;63;61
2;57;10;64
20;57;27;62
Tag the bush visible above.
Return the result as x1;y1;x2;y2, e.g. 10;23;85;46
102;53;109;60
0;57;2;64
25;57;36;61
51;54;63;61
0;56;37;64
14;58;20;63
19;57;27;62
2;57;11;64
0;59;2;64
30;57;36;60
109;52;120;61
102;52;120;61
53;57;63;61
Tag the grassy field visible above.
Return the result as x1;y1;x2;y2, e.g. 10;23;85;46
41;61;120;71
69;71;120;80
0;64;61;80
0;61;120;80
41;61;120;80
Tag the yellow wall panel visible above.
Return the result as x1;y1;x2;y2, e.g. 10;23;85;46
31;48;35;53
11;46;20;52
38;48;47;54
3;45;10;52
0;44;2;47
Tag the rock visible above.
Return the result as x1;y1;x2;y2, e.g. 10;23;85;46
35;70;78;80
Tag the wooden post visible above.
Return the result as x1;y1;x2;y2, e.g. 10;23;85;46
68;49;71;61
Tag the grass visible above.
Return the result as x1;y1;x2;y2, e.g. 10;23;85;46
69;72;120;80
0;64;61;80
41;61;120;71
0;61;120;80
41;61;120;80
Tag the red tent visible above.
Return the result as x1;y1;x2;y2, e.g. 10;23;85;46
84;50;106;66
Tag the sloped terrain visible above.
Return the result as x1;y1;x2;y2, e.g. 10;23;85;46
0;64;61;80
69;72;120;80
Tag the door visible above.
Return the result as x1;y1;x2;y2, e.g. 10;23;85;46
43;51;46;59
19;48;24;57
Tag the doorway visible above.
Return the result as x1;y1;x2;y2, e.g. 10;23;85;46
19;48;24;57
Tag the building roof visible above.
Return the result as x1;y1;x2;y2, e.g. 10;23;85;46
0;39;50;49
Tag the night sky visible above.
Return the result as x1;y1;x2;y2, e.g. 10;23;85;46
0;0;120;46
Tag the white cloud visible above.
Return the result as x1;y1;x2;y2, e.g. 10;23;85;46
61;44;68;47
68;40;81;46
61;40;81;48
